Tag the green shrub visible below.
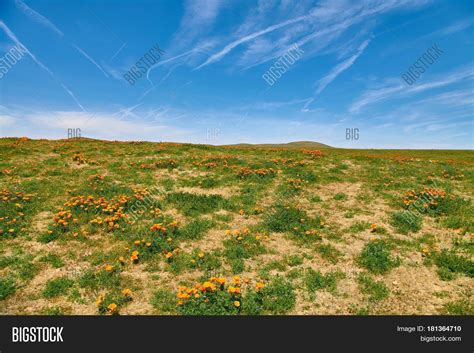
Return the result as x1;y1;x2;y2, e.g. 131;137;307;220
244;277;296;315
333;192;347;201
304;268;344;293
286;255;304;267
315;244;342;264
43;277;74;298
358;240;400;274
391;211;422;234
223;229;265;274
40;253;64;268
432;250;473;280
0;277;16;300
264;204;323;242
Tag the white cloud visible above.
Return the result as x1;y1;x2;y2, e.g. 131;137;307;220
15;0;64;37
350;66;474;113
1;110;193;142
72;44;109;78
316;39;370;94
194;0;430;70
195;13;313;69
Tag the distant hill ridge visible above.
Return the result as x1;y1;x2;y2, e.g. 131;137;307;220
222;141;332;149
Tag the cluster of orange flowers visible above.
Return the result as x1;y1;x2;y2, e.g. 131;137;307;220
225;228;268;241
0;189;31;236
290;216;324;237
254;168;276;176
72;153;86;164
193;156;233;168
65;194;130;211
87;174;105;182
403;188;448;209
302;149;324;158
1;189;32;203
12;137;29;147
237;167;276;178
138;159;176;169
155;159;177;168
237;167;252;178
66;194;130;230
139;163;155;169
176;276;265;306
150;220;177;234
441;169;463;180
124;219;179;262
52;208;76;229
46;193;137;238
132;187;148;199
96;288;133;315
272;158;306;167
287;177;307;189
272;158;293;164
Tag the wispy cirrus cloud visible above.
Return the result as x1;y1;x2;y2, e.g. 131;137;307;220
15;0;109;79
316;39;370;94
72;44;109;78
173;0;224;48
15;0;64;37
0;20;85;113
195;12;314;70
349;66;474;113
194;0;429;71
0;20;52;75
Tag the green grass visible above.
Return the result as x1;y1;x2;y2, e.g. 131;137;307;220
1;138;473;315
263;204;323;243
391;211;422;234
286;254;304;267
304;268;345;293
40;253;65;268
223;231;265;274
150;289;176;314
78;269;121;290
43;277;75;298
357;273;389;302
165;192;231;216
244;277;296;315
347;221;370;233
358;240;400;274
0;277;16;300
176;218;214;240
315;244;342;264
442;298;473;315
333;192;348;201
431;250;473;280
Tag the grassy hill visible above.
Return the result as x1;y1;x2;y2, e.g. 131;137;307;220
0;137;472;315
223;140;332;149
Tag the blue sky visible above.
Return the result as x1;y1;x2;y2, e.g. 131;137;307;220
0;0;472;149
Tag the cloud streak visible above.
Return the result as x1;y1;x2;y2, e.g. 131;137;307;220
350;66;474;113
195;13;313;69
316;39;370;94
15;0;109;79
0;20;85;113
15;0;64;37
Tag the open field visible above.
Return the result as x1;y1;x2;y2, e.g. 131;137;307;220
0;137;472;315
